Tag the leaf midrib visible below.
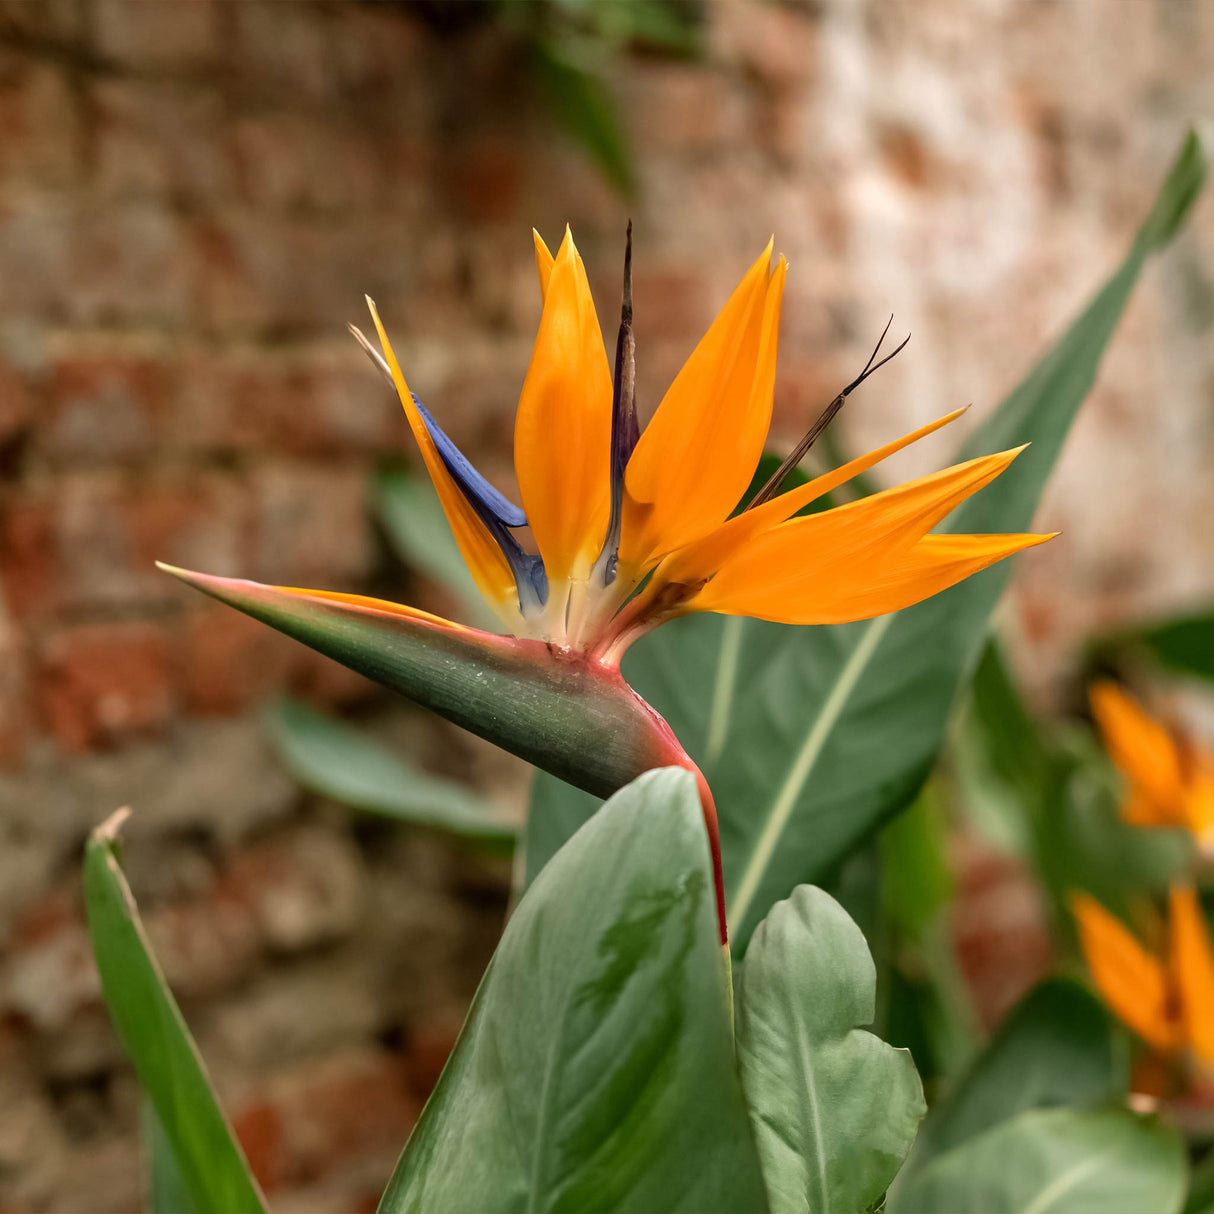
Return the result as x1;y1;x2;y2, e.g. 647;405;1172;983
728;616;892;930
1018;1145;1116;1214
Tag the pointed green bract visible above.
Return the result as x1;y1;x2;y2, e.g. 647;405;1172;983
84;812;266;1214
380;768;769;1214
267;697;517;844
161;565;687;802
735;886;924;1214
888;1108;1186;1214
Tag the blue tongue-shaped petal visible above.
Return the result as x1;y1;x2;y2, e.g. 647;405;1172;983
412;400;527;528
350;324;527;529
350;324;545;610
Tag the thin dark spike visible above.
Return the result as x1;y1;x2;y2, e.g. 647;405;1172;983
594;221;639;585
744;321;910;511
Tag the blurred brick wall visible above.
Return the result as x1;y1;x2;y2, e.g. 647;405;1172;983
0;0;1212;1209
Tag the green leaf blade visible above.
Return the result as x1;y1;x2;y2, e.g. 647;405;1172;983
736;886;925;1214
908;978;1128;1174
382;768;769;1214
716;127;1207;948
84;812;266;1214
889;1108;1186;1214
268;697;517;843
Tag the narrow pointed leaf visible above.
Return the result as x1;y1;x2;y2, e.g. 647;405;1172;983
888;1108;1186;1214
714;128;1206;947
735;885;924;1214
161;566;686;802
267;697;516;843
85;812;266;1214
144;1100;198;1214
906;978;1128;1176
380;768;769;1214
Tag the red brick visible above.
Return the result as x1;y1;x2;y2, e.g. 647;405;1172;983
141;885;261;998
232;112;384;215
0;604;28;768
35;620;176;752
181;605;294;715
90;78;232;203
223;828;365;955
42;344;172;465
0;491;57;620
231;3;336;103
232;1101;285;1193
252;462;372;585
0;360;31;446
0;53;81;188
93;0;217;68
70;201;195;329
0;0;85;41
440;139;525;224
247;1050;420;1187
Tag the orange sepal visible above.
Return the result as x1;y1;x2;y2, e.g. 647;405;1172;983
1072;892;1180;1054
1169;885;1214;1066
657;406;970;589
620;243;784;571
1090;682;1187;828
365;300;520;626
514;227;613;584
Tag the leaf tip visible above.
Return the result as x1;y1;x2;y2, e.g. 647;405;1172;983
92;806;132;847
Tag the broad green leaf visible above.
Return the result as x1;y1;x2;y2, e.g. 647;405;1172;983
161;564;685;802
715;128;1207;948
84;812;266;1214
376;468;501;632
144;1100;198;1214
1095;607;1214;684
267;697;516;844
735;885;924;1214
518;131;1207;929
908;978;1128;1174
380;768;769;1214
888;1108;1186;1214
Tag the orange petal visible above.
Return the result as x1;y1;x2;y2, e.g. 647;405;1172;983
689;446;1032;619
365;300;520;623
694;530;1052;624
1090;682;1187;828
620;244;784;569
1169;885;1214;1065
514;227;613;583
533;229;554;302
658;406;969;588
1072;892;1179;1053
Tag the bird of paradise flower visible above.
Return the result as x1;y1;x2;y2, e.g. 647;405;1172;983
161;225;1053;939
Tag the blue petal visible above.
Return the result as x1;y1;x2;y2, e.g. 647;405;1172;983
414;398;527;529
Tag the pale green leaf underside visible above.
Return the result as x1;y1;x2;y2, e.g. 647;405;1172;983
268;696;516;842
736;886;924;1214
